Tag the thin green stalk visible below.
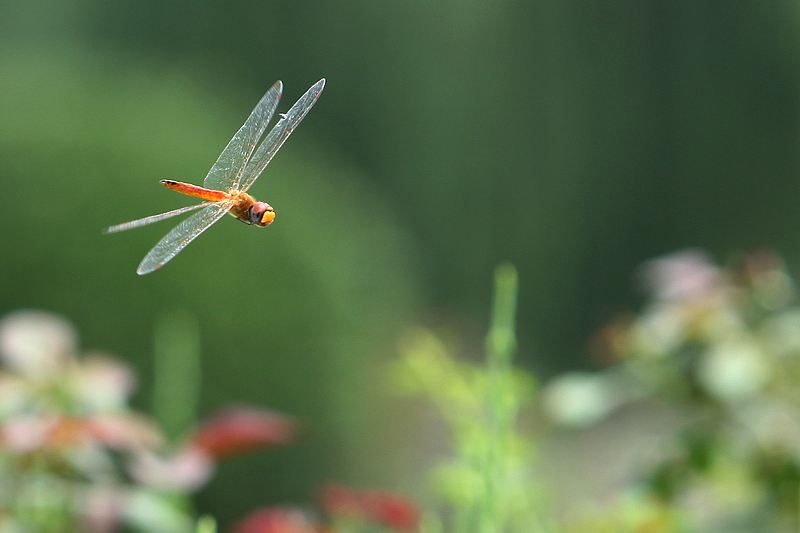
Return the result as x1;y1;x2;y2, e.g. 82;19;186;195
195;515;217;533
487;264;519;370
152;310;201;441
479;263;519;533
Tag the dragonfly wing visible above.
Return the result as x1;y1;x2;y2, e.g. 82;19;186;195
136;202;230;275
105;203;211;234
236;79;325;192
203;81;283;191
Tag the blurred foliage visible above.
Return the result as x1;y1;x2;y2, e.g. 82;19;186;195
10;253;800;531
395;266;545;532
0;310;196;531
544;250;800;531
0;309;417;532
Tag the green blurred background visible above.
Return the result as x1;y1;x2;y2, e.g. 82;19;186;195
2;0;800;524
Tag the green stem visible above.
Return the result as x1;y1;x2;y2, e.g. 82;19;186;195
152;310;201;442
479;263;519;533
195;515;217;533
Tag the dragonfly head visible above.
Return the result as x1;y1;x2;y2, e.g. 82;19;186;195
249;202;276;227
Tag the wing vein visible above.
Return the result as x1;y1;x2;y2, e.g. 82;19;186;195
203;81;283;191
105;203;212;234
136;202;230;275
236;79;325;192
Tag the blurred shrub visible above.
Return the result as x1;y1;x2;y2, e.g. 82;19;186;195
394;265;546;533
11;254;800;532
544;250;800;531
0;310;291;531
0;309;416;533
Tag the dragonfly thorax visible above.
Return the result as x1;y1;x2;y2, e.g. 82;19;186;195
227;192;275;227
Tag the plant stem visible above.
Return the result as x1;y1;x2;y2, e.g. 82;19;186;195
195;515;217;533
152;310;201;442
479;263;519;533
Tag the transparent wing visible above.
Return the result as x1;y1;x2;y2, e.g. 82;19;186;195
203;81;283;191
136;202;230;275
105;203;211;234
236;78;325;192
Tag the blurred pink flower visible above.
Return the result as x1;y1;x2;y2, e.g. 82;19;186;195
0;415;57;452
321;484;420;531
0;310;220;530
0;310;76;379
80;486;126;533
640;250;721;303
69;355;136;410
86;413;163;451
233;507;323;533
0;413;162;453
128;447;213;491
190;407;295;459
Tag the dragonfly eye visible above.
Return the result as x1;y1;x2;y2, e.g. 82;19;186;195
249;206;263;225
249;202;274;226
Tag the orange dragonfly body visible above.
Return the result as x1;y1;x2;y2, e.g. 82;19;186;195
107;79;325;275
160;180;276;227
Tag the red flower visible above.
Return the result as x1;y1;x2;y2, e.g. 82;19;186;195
191;407;295;459
233;507;323;533
321;484;420;530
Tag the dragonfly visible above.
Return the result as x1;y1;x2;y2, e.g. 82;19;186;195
106;78;326;275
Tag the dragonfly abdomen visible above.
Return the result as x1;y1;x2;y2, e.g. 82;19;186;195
161;180;228;202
